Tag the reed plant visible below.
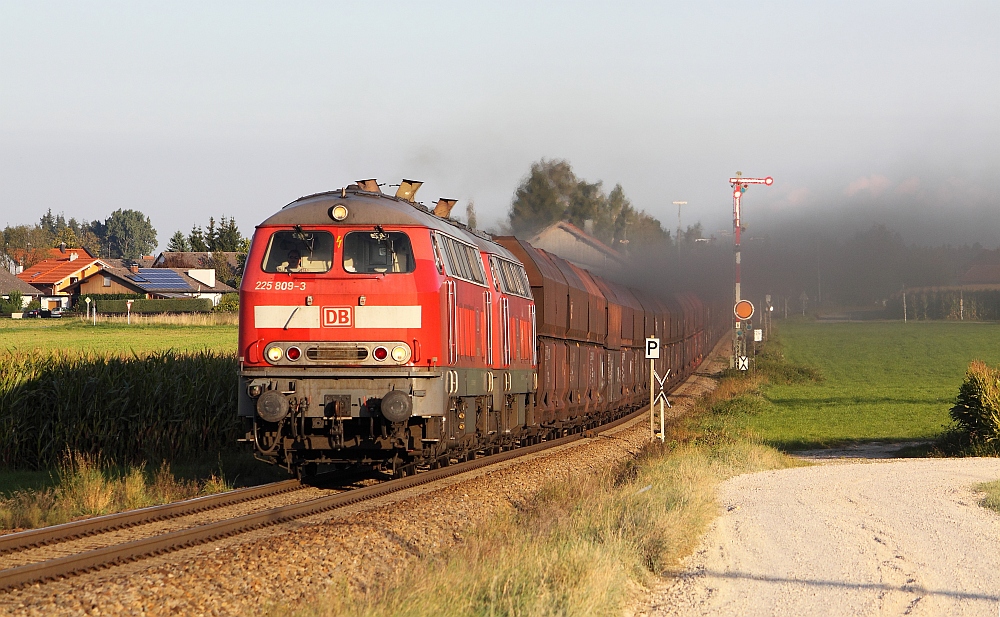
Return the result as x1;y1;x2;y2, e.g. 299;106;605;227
0;349;241;469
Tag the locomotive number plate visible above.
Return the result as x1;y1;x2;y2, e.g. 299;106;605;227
255;281;307;291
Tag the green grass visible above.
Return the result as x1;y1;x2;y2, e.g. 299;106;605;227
0;315;237;355
750;321;1000;450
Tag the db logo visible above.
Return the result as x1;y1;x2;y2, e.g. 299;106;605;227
323;307;353;327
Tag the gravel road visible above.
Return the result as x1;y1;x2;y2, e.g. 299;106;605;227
639;457;1000;617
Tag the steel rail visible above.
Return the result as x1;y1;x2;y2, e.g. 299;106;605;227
0;408;646;591
0;479;303;555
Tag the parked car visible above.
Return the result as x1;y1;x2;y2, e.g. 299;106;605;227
41;308;64;318
23;309;41;318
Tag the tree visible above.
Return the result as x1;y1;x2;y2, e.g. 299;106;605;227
167;231;191;252
105;209;157;259
188;225;208;252
508;160;572;236
213;216;243;251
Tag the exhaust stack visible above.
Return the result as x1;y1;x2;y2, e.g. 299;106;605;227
394;179;423;202
434;199;458;218
356;179;381;193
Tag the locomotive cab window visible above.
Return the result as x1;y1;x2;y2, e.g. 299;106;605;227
262;230;334;273
343;230;415;274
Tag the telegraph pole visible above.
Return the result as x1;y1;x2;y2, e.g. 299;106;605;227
673;201;687;259
729;172;773;368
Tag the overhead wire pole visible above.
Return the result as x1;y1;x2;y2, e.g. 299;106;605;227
729;172;773;368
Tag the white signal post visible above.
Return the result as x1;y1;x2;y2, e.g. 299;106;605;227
645;338;670;441
729;173;773;368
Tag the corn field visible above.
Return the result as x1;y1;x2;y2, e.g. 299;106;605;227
0;350;241;469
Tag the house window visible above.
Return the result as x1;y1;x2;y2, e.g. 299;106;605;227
103;276;112;287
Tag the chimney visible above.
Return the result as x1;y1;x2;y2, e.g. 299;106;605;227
130;264;139;274
59;242;67;253
584;219;595;235
434;198;458;218
68;252;78;262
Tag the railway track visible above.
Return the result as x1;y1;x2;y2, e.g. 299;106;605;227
0;407;645;592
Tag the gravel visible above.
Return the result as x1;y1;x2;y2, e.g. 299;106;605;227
637;457;1000;617
0;362;722;616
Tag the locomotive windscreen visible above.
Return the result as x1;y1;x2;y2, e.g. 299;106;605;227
343;231;415;274
262;230;334;273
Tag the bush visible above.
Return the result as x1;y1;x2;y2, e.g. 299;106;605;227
0;291;23;314
96;298;213;314
950;361;1000;444
214;293;239;312
0;350;241;469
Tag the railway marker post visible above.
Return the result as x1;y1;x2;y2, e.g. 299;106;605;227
646;338;670;441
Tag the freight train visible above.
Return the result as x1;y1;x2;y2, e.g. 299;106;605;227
238;180;727;478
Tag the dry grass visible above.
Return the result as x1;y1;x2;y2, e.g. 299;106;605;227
294;364;800;617
978;479;1000;514
0;452;231;531
73;312;239;326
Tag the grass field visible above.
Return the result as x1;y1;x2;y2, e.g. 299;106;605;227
0;315;238;355
750;320;1000;450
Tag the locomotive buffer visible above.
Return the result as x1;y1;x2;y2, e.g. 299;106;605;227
646;338;671;442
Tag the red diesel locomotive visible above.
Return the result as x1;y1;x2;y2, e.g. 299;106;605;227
239;180;726;477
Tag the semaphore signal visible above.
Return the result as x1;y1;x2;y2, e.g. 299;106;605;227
729;172;772;369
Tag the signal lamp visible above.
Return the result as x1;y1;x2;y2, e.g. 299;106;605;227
330;204;349;221
764;176;774;185
733;190;741;198
373;346;389;361
265;345;283;363
286;346;301;361
391;345;410;363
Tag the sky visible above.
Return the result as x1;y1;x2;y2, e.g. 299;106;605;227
1;1;998;250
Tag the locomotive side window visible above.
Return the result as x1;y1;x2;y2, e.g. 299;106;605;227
343;231;415;274
262;230;334;273
433;232;486;285
490;256;531;298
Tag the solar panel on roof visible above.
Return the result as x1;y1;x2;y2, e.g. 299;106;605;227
135;269;194;290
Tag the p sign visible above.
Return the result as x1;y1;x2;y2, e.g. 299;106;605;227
323;307;353;327
645;337;660;359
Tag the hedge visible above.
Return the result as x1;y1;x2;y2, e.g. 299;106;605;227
96;298;214;314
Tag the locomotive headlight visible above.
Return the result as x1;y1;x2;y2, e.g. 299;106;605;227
391;345;410;363
330;204;349;221
265;345;283;363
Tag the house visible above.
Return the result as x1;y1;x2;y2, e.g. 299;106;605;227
68;265;237;306
153;252;241;272
0;269;42;309
16;248;108;309
527;221;627;275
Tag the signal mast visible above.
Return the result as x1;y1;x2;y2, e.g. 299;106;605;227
729;172;772;369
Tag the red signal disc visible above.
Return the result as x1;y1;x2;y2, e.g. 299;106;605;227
734;300;754;320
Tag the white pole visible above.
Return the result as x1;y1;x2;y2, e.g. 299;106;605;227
649;358;655;440
659;398;665;442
